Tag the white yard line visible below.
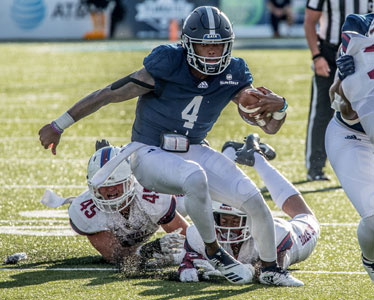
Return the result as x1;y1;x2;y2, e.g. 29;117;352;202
0;268;367;275
1;185;85;189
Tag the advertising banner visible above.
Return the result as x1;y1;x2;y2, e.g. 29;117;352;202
0;0;112;39
119;0;218;39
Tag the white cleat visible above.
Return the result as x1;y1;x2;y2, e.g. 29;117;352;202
362;255;374;284
259;265;304;287
207;247;253;284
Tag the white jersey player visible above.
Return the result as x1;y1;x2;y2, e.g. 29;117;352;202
326;13;374;283
42;144;188;266
178;134;320;282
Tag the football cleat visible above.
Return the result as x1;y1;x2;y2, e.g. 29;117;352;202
259;142;276;161
207;247;253;284
259;265;304;287
95;139;111;151
235;133;263;167
222;136;276;164
362;255;374;283
306;171;330;182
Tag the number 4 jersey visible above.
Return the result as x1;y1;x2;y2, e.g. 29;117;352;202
68;180;177;247
132;43;253;146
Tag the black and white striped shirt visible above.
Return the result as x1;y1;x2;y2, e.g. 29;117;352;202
306;0;374;45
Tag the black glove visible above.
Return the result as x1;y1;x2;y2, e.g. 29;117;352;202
336;55;355;81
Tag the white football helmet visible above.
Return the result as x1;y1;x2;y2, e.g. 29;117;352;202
87;146;135;213
212;201;251;244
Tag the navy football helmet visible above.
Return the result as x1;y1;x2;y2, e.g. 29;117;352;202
182;6;234;75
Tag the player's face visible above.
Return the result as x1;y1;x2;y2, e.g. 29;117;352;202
98;183;124;200
193;43;224;62
220;214;242;235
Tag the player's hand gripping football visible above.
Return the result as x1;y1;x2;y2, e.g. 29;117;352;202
244;87;286;119
39;123;61;155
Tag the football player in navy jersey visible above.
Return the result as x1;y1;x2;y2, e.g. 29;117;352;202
38;6;300;286
326;13;374;284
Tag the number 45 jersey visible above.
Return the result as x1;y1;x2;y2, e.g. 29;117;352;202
68;180;177;247
132;44;253;146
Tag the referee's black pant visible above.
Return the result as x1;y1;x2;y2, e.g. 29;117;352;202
305;40;338;177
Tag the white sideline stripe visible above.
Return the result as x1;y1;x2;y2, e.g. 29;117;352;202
1;185;85;189
295;270;366;275
0;268;116;271
0;137;129;141
0;268;366;275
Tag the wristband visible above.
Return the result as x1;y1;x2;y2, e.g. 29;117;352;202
272;111;286;120
54;112;75;131
312;53;323;60
278;97;288;112
51;121;63;134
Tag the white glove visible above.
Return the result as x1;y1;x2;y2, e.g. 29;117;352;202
193;259;222;279
152;248;186;266
180;268;199;282
159;228;185;254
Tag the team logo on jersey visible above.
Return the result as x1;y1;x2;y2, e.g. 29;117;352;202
220;79;239;86
198;81;209;89
226;74;232;80
345;134;361;141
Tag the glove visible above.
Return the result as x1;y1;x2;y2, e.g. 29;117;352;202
192;259;222;279
159;229;185;255
152;249;186;266
180;268;199;282
336;55;355;80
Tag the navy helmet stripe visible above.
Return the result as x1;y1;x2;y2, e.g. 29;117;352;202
100;147;111;167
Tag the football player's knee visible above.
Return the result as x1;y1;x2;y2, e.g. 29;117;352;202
183;170;209;200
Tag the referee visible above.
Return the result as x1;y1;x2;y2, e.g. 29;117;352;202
304;0;374;181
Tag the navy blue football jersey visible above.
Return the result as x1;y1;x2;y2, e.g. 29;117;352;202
131;44;253;146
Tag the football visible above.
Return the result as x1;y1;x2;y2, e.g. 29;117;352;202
237;88;271;126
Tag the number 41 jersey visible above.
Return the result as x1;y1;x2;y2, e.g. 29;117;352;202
132;43;253;146
68;180;176;247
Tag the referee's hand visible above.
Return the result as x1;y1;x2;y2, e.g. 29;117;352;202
314;57;330;77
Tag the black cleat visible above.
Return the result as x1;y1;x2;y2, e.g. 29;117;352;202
235;133;263;166
221;141;244;153
307;171;330;181
259;143;276;161
95;139;111;151
222;139;276;162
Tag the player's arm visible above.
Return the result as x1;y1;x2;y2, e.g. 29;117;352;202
86;230;139;264
161;211;189;236
38;68;155;155
304;8;330;77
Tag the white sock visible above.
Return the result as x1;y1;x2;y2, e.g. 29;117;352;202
253;152;299;210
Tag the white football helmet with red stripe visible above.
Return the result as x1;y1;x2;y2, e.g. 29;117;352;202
87;146;135;213
212;201;251;244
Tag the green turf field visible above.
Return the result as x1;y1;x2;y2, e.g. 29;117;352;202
0;42;371;299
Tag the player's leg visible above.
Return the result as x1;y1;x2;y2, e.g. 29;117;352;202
131;145;252;284
131;145;216;243
358;216;374;283
222;134;313;218
305;73;334;181
191;144;303;286
326;118;374;283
